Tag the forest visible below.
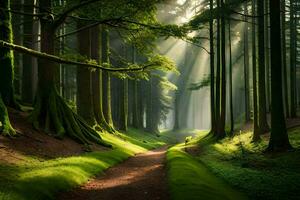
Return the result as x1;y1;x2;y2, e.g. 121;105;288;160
0;0;299;199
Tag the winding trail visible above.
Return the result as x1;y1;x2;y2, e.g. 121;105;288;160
59;146;170;200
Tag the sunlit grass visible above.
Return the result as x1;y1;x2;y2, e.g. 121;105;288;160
166;131;247;200
0;129;169;200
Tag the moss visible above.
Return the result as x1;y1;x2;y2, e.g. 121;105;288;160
197;129;300;200
167;140;246;200
0;96;16;137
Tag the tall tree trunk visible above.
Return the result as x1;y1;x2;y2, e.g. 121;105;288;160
228;19;234;135
0;0;16;136
11;0;22;97
257;0;270;134
76;22;96;126
209;0;216;134
281;0;290;118
219;0;226;138
267;0;292;151
90;25;113;133
215;0;221;137
131;46;139;129
265;0;271;111
244;2;250;122
101;27;114;127
21;0;36;104
290;0;297;118
252;0;260;141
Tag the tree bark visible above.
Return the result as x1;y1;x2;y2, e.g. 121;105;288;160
76;21;96;126
219;0;226;138
228;18;234;135
290;0;297;118
281;0;290;118
267;0;292;151
244;2;250;122
252;0;260;141
101;27;114;127
0;0;16;136
209;0;216;134
29;0;110;147
257;0;270;134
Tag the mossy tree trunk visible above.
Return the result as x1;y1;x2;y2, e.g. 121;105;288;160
91;26;113;133
267;0;292;151
101;27;114;128
29;0;110;147
0;0;17;136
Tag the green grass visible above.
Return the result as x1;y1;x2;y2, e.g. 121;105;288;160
197;129;300;200
166;130;246;200
0;128;169;200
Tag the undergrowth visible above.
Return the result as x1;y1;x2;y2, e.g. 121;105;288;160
197;129;300;200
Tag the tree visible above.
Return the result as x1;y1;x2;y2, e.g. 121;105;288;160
91;25;113;133
0;0;16;136
21;0;36;104
76;21;97;126
243;1;250;122
252;0;259;141
228;17;234;135
219;0;226;138
257;0;269;135
281;0;289;118
29;0;110;146
267;0;292;151
101;27;114;129
209;0;216;134
290;0;297;118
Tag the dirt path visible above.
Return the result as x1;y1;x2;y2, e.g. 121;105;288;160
59;146;170;200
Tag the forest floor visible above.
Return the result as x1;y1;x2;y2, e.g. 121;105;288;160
188;124;300;200
0;109;175;200
59;146;169;200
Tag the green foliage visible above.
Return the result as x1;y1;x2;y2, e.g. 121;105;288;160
197;129;300;200
0;128;170;200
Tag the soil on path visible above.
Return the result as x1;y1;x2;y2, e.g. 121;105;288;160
59;146;170;200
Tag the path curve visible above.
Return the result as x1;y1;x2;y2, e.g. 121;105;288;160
59;146;170;200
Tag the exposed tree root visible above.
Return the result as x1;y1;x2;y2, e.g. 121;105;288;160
0;96;16;137
30;88;112;148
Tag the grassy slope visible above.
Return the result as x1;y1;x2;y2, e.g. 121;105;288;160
197;129;300;200
167;130;246;200
0;128;168;200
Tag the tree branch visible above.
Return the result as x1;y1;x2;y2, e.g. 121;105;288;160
0;40;153;72
53;0;101;29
